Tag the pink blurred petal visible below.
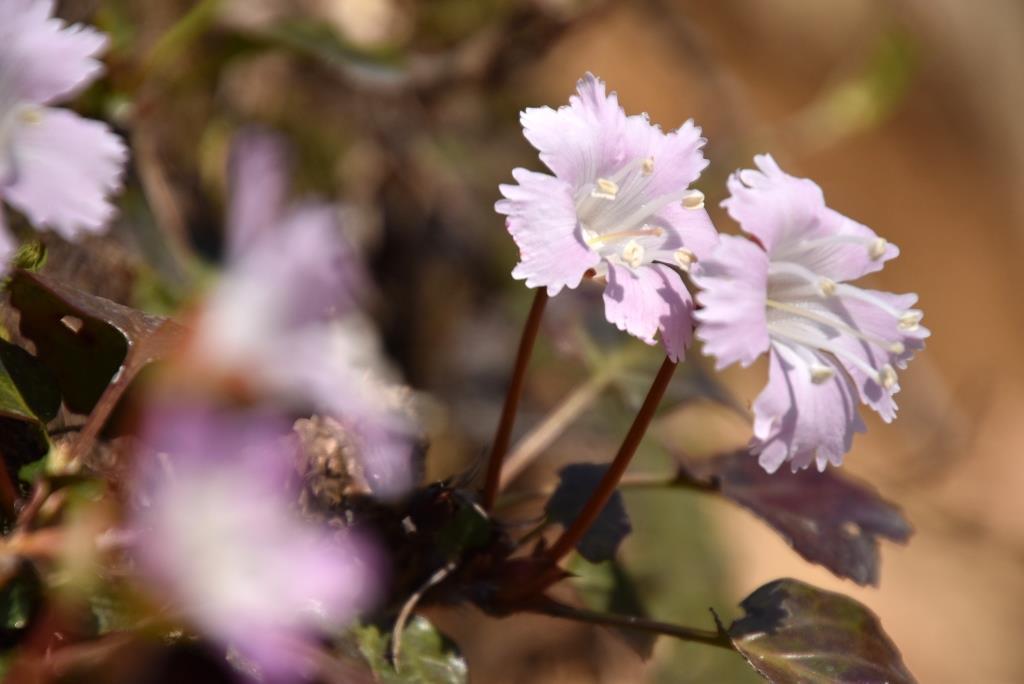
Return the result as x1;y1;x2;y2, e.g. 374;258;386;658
0;210;13;278
0;0;107;104
226;127;292;260
132;406;382;679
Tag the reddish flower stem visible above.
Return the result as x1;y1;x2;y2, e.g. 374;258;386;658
480;289;549;510
544;355;677;563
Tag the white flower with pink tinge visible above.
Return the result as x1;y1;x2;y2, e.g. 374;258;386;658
0;0;127;273
131;406;381;681
694;155;929;472
496;73;718;361
190;129;415;498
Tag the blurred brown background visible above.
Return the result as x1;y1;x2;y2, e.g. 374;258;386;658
63;0;1024;681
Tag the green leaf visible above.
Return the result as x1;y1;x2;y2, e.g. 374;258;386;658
0;558;42;650
436;497;492;560
10;241;47;273
728;579;915;684
0;338;60;424
570;557;656;658
354;616;467;684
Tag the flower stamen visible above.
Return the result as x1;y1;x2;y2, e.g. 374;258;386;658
622;240;645;268
810;364;835;384
585;225;665;246
765;299;898;356
870;238;888;260
591;177;620;200
774;329;894;389
898;310;923;332
674;248;695;272
682;189;705;210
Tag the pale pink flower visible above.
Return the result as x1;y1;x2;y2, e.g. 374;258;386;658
694;155;928;472
496;73;718;360
190;129;414;497
0;0;127;272
131;405;380;681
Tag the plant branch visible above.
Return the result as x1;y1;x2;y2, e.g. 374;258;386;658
481;289;548;510
531;600;733;651
544;356;677;563
496;468;715;510
15;480;51;533
0;449;19;520
499;368;613;491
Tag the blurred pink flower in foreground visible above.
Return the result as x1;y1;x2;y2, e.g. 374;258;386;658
0;0;127;273
694;155;929;472
131;405;380;681
190;129;415;497
496;73;718;360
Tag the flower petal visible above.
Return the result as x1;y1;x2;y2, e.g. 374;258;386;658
496;167;599;295
4;107;126;238
693;235;771;369
752;344;865;473
651;203;719;258
0;211;13;278
723;154;825;252
825;289;929;422
198;203;363;365
785;207;899;281
519;72;628;188
603;261;695;361
0;0;107;105
724;155;896;281
226;127;292;260
649;262;696;361
132;405;380;678
623;116;708;202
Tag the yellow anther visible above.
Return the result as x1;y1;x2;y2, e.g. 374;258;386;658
810;365;835;384
642;157;655;176
878;364;898;390
622;240;645;268
674;248;695;272
18;108;42;126
869;238;888;260
591;178;620;200
898;311;922;332
681;189;705;210
819;278;837;297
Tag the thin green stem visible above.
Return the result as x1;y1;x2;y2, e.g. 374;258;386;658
139;0;223;81
481;289;549;510
544;356;677;563
531;601;733;651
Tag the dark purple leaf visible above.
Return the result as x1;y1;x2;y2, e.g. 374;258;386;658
8;271;183;414
546;463;631;563
728;578;915;684
8;271;187;460
680;451;911;585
